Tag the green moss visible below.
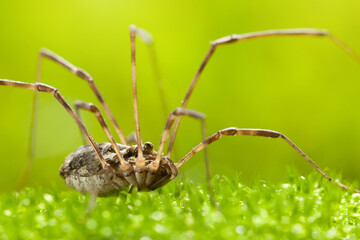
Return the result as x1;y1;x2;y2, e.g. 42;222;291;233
1;170;360;239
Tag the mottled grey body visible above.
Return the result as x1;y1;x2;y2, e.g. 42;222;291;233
59;142;178;197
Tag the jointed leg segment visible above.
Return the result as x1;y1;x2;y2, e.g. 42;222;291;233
153;107;217;206
74;100;136;187
166;28;360;157
0;79;108;168
74;103;89;145
129;25;147;187
129;25;168;118
36;49;128;144
154;107;207;167
151;108;206;184
17;48;130;189
177;127;360;193
73;101;129;170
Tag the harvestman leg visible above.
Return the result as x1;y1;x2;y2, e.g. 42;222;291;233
17;49;129;189
126;25;169;150
130;25;214;190
73;101;136;186
74;25;168;147
1;79;116;210
0;80;132;209
130;25;169;118
37;49;128;143
0;79;108;168
167;28;360;157
150;107;217;206
74;103;89;145
73;102;128;165
177;127;360;193
85;192;98;216
129;25;147;187
74;104;138;146
71;100;138;210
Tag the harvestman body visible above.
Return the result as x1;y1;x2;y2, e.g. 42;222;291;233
1;26;360;208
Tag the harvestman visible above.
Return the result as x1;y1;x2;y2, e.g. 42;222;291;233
1;26;360;209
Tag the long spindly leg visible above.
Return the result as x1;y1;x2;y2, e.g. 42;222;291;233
166;29;360;157
85;191;98;215
177;127;360;193
130;24;182;161
154;108;206;166
74;101;136;150
200;119;217;207
74;102;88;145
150;107;216;206
17;49;130;189
16;57;43;189
0;79;108;169
129;25;146;186
73;101;130;171
36;49;128;144
130;25;168;119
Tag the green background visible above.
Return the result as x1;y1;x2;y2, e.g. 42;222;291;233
0;0;359;190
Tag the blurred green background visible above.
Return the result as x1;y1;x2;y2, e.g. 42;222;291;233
0;0;359;191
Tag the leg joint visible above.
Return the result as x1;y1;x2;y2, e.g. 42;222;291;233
35;83;56;93
172;107;206;120
90;105;99;113
76;68;93;82
39;48;52;57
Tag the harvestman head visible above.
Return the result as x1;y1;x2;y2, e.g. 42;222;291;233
1;26;360;211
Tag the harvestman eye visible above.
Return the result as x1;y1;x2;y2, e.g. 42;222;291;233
1;26;359;212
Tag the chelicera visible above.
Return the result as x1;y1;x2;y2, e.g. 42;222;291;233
1;26;359;210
